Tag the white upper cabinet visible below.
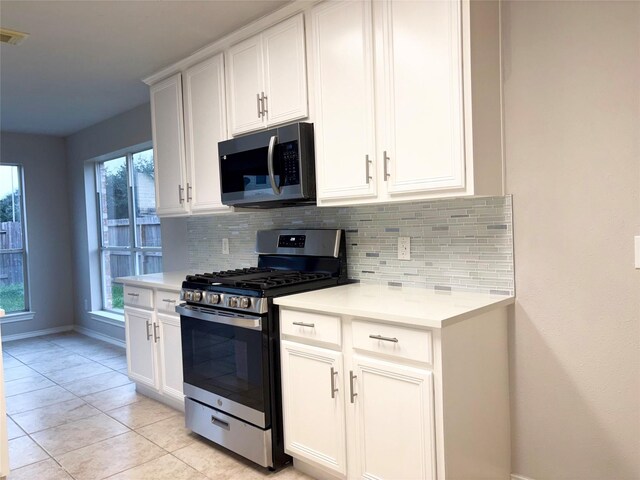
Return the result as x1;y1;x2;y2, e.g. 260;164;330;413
227;13;308;136
183;54;229;214
378;0;464;195
312;0;503;206
150;74;188;216
311;1;377;201
149;54;230;217
226;36;264;135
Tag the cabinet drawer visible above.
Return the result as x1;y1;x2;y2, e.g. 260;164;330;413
156;289;181;314
351;320;432;365
123;286;154;310
281;309;341;348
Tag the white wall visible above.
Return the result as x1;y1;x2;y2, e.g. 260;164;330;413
502;1;640;478
0;132;74;336
65;102;188;340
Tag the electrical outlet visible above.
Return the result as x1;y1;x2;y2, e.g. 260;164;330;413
635;236;640;269
398;236;410;260
222;238;230;255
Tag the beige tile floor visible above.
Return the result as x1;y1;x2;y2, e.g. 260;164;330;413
2;332;312;480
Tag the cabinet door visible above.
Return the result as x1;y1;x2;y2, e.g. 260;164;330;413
124;307;157;389
378;0;465;195
227;35;265;135
183;54;230;214
352;355;436;480
311;1;377;202
280;340;347;475
156;312;184;402
263;13;308;126
150;74;189;216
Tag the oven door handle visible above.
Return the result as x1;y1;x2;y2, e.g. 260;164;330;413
175;304;263;331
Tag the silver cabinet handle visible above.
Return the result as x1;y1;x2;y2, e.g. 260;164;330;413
127;293;140;297
330;367;338;399
257;93;263;118
178;184;185;203
349;371;357;403
365;154;372;184
153;323;160;343
211;415;230;430
261;92;268;116
145;320;152;341
267;135;281;195
162;299;176;303
369;334;399;343
292;321;315;328
186;183;192;202
383;151;390;180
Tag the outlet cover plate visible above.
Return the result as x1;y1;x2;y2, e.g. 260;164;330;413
398;237;410;260
222;238;230;255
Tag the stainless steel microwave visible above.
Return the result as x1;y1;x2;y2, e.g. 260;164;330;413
218;122;316;208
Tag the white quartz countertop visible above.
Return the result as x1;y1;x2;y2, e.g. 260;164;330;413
275;283;514;329
115;271;190;291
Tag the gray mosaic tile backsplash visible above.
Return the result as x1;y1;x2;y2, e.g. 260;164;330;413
186;196;514;295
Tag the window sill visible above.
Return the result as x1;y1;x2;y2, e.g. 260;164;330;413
0;311;36;324
90;310;125;327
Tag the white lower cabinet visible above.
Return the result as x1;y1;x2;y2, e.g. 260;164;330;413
123;286;184;408
156;312;184;402
352;355;436;480
280;310;436;480
280;340;347;475
124;307;157;389
279;305;511;480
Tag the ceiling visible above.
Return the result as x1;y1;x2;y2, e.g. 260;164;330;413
0;0;289;137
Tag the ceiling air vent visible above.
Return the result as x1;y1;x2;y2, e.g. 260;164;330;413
0;28;29;45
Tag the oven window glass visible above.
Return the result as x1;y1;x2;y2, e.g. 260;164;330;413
181;316;268;414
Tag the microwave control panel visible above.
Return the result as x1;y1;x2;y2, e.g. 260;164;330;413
281;141;299;186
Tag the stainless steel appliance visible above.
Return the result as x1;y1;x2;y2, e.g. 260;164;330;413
177;229;347;470
218;122;315;208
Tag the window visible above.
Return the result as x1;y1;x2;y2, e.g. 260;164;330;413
0;165;29;314
96;148;162;313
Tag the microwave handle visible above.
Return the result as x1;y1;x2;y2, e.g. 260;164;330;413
267;135;281;195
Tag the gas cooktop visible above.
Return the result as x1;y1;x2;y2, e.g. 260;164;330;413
186;268;333;290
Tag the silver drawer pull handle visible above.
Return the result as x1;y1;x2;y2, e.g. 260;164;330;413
211;416;230;430
369;334;399;343
145;320;152;341
330;367;338;399
349;371;357;403
127;293;140;297
162;299;176;303
292;321;315;328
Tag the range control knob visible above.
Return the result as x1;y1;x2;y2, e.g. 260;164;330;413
207;293;220;305
183;290;193;301
192;291;203;302
239;297;251;309
229;297;239;308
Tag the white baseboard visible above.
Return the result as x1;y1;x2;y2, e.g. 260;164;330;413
135;384;185;412
292;459;344;480
512;475;537;480
1;325;74;342
74;326;126;348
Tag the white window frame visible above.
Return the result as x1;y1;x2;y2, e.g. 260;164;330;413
95;148;162;313
0;164;31;320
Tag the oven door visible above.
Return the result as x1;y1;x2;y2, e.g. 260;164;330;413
177;304;271;429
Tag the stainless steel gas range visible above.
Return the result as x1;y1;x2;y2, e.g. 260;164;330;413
176;229;347;470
